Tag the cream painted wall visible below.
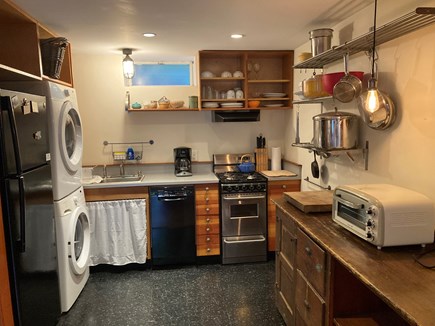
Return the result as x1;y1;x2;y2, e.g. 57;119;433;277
72;54;287;165
285;0;435;201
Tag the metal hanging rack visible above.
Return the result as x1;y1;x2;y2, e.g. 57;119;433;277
103;140;154;161
304;177;332;190
294;7;435;69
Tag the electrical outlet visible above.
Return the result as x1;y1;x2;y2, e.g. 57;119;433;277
192;150;198;161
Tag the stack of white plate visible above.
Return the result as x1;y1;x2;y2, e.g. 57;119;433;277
263;92;287;98
265;104;284;107
203;102;219;108
220;102;244;108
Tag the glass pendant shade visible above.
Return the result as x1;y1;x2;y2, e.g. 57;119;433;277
357;77;395;130
122;54;135;79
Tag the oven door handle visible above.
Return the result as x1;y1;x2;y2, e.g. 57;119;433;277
335;196;364;209
224;236;266;244
230;215;258;220
223;195;265;201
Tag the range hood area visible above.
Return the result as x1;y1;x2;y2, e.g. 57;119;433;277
212;110;260;122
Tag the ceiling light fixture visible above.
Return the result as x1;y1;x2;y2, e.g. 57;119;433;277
122;48;135;79
143;33;156;38
357;0;395;130
231;34;245;39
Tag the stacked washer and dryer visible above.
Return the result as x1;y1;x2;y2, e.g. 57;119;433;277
44;81;91;313
7;81;91;313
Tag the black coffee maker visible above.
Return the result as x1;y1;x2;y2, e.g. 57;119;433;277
174;147;192;177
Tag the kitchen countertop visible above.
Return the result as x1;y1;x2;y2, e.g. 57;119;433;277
274;197;435;326
83;171;218;189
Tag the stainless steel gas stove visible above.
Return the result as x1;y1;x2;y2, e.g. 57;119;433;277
213;154;268;264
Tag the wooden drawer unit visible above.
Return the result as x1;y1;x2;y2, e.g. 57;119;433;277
295;270;325;326
275;208;298;325
296;228;326;296
268;179;300;251
195;184;220;256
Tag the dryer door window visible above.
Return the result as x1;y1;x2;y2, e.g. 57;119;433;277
59;101;83;174
69;207;90;275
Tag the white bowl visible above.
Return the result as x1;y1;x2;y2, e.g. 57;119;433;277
233;71;243;78
201;71;215;78
221;71;232;78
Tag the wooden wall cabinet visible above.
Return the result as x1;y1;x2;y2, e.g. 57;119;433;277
199;50;293;110
84;187;151;260
267;179;300;251
0;0;73;86
195;184;220;256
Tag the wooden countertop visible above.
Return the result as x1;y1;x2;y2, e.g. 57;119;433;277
274;197;435;326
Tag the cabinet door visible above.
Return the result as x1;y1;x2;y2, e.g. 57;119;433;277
276;208;298;325
296;229;326;296
295;270;325;326
268;180;300;251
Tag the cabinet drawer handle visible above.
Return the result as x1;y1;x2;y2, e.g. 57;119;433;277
205;187;209;191
282;185;287;189
315;263;323;273
206;247;211;252
304;299;310;310
305;247;312;256
206;237;211;242
205;197;209;202
206;218;210;223
205;207;210;212
206;227;210;232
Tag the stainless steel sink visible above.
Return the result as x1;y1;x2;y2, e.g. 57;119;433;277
101;175;144;183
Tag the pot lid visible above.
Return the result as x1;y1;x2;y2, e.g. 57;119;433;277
313;111;358;121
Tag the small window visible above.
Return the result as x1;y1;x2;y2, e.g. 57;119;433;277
132;62;193;86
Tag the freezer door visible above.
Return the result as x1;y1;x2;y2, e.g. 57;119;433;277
3;164;60;325
0;90;49;174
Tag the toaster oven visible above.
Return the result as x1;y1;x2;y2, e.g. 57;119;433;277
332;184;435;249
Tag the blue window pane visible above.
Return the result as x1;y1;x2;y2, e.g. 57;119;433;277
132;64;191;86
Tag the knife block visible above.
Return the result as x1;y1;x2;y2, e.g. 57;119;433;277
255;148;268;171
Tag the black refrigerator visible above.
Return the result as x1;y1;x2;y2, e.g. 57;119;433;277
0;89;60;325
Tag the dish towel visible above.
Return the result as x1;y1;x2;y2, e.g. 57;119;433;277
86;199;147;266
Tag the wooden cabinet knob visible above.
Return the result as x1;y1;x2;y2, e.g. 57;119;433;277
205;187;209;191
305;247;312;256
205;197;209;202
205;207;210;212
206;247;211;252
206;218;210;223
206;227;210;232
315;263;323;273
304;299;311;310
282;185;287;189
206;237;211;242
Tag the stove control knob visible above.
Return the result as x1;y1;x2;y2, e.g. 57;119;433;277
366;219;375;228
249;185;255;191
234;186;239;192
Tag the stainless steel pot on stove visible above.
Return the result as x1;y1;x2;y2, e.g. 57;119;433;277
312;111;359;150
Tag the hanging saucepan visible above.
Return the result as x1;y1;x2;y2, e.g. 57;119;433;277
333;53;362;103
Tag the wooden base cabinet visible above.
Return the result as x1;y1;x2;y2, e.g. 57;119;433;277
275;208;297;325
195;184;220;256
268;180;300;251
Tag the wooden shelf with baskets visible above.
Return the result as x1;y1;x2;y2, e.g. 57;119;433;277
199;50;294;110
0;0;73;86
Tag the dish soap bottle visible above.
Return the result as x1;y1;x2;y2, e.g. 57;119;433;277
126;147;135;160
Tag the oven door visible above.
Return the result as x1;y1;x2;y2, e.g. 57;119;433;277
221;193;267;237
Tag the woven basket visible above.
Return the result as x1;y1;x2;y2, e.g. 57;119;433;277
40;37;68;79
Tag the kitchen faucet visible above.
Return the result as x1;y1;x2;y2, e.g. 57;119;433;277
119;162;125;176
103;164;107;178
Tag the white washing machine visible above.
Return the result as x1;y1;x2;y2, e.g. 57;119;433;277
44;82;83;200
54;186;90;312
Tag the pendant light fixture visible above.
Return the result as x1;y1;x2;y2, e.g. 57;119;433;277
122;48;135;79
357;0;395;130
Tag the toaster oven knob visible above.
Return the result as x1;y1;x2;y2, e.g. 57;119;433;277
366;219;375;228
367;206;377;216
366;231;374;241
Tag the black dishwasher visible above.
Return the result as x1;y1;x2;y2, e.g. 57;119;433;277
150;185;196;266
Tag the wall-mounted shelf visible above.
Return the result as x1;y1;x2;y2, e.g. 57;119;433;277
294;7;435;69
293;96;333;104
292;141;369;170
103;140;154;162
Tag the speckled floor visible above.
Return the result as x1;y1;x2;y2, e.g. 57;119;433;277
57;261;285;326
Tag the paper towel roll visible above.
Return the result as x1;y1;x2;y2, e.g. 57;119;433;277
271;147;281;171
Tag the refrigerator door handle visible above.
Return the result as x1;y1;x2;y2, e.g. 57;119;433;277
4;96;23;175
17;176;26;252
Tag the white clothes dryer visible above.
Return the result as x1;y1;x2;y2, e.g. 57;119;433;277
54;186;90;312
44;82;83;200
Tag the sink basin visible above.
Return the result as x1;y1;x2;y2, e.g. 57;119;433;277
101;175;144;183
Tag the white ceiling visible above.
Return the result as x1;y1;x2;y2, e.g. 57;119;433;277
15;0;373;60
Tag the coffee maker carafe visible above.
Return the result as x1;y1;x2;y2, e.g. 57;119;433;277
174;147;192;177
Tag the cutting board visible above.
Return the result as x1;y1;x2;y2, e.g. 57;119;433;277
283;190;333;213
261;170;297;177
